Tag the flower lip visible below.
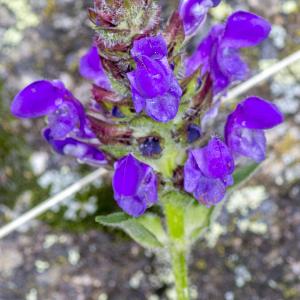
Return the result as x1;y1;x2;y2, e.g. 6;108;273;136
43;128;106;165
234;96;284;130
195;175;226;206
11;80;61;118
222;10;271;48
191;137;235;179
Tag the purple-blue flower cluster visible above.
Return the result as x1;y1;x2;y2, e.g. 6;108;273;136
11;80;106;165
127;35;182;123
184;137;234;206
113;154;158;217
185;11;271;93
225;96;284;162
10;0;284;217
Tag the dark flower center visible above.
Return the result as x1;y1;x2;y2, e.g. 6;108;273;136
139;136;162;157
187;124;202;143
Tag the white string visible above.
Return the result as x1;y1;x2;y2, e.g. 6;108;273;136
0;168;108;239
1;50;300;240
224;49;300;101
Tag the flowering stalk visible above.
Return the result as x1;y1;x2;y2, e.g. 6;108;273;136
10;0;284;298
163;193;190;300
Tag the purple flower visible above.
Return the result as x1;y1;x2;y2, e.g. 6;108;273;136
79;46;111;90
179;0;221;36
43;128;107;166
225;96;284;162
127;35;182;123
11;80;94;140
185;11;271;93
184;137;234;206
112;154;158;217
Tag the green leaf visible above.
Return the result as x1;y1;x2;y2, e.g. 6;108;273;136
96;212;163;249
120;220;163;249
185;205;213;243
231;163;259;188
95;212;130;226
136;213;167;244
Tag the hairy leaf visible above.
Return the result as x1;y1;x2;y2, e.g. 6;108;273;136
96;212;163;248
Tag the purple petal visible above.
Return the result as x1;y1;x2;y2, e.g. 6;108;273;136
131;56;171;98
65;142;107;166
192;137;235;179
217;46;249;81
79;46;111;90
210;50;231;94
179;0;212;36
185;24;224;76
223;174;234;187
139;169;158;205
131;35;168;60
48;101;81;139
184;147;228;206
113;154;141;197
112;154;158;217
116;196;148;217
43;128;106;165
144;83;181;123
128;35;182;123
184;151;202;193
63;96;95;139
11;80;61;118
48;89;94;139
194;175;226;206
222;11;271;48
234;96;284;130
225;120;267;162
128;54;182;123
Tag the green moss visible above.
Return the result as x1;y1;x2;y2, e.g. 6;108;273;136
0;81;48;209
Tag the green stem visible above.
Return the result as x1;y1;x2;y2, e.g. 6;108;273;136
164;195;190;300
169;242;189;300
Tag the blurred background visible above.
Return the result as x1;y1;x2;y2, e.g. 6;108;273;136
0;0;300;299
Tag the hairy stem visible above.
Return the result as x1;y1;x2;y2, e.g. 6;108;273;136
164;196;190;300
